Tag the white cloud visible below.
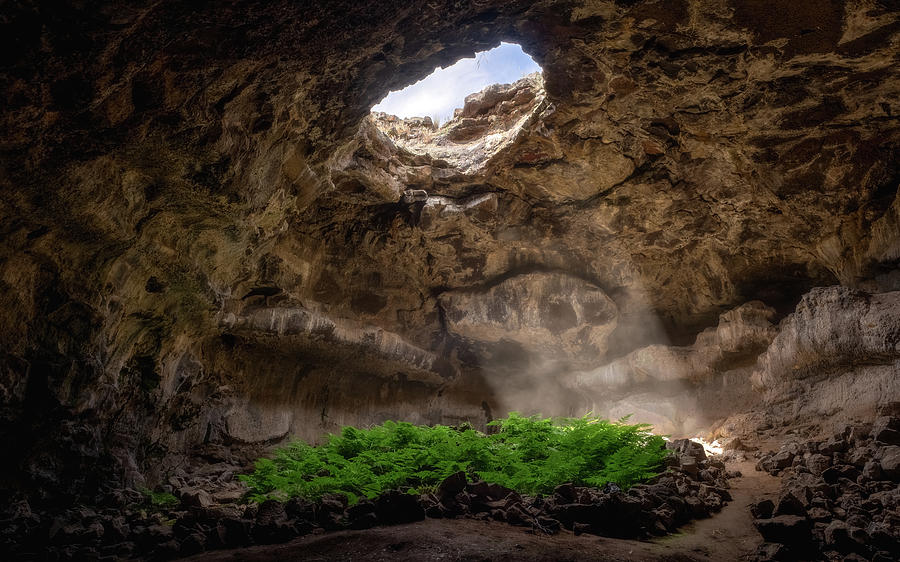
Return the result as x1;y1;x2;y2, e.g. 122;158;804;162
372;43;541;123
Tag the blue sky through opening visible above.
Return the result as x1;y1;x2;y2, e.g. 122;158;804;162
372;42;541;124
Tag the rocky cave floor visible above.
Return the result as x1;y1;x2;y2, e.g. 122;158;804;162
3;405;900;561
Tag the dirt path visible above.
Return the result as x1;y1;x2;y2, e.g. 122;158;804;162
643;460;781;560
186;460;781;562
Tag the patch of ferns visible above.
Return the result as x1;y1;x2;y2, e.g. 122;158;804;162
240;412;668;504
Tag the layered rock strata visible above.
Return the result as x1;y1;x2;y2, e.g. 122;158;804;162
752;287;900;425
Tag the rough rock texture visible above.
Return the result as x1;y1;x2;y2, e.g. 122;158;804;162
751;287;900;424
565;301;778;434
751;417;900;561
440;271;618;362
0;0;898;523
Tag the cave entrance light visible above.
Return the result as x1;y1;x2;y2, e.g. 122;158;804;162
372;42;541;127
370;43;544;174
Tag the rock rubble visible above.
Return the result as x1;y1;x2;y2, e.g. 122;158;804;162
750;405;900;561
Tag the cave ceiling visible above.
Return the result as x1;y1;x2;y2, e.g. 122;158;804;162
2;0;899;388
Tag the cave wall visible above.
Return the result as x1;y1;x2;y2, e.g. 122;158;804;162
1;0;899;500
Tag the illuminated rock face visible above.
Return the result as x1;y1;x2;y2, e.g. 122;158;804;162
752;287;900;423
440;272;618;362
0;0;899;500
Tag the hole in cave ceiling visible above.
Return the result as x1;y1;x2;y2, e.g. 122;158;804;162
372;42;541;124
370;42;544;173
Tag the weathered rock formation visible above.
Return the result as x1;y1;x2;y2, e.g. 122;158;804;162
752;286;900;425
440;271;618;361
0;1;898;540
565;300;778;434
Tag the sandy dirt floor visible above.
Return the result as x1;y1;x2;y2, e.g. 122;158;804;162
186;460;780;562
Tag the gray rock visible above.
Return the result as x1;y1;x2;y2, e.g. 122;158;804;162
679;455;700;477
667;439;708;462
878;445;900;480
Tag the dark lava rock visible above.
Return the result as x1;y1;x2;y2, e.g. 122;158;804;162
806;453;831;476
552;482;577;503
553;503;604;529
823;464;860;484
823;519;868;554
347;500;377;529
285;497;316;520
375;490;425;525
750;498;775;519
773;491;807;516
255;500;287;526
872;417;900;445
666;439;708;461
467;480;513;501
437;471;467;500
504;503;532;526
753;515;811;544
179;531;207;556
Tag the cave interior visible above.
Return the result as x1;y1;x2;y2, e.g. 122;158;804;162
1;0;900;560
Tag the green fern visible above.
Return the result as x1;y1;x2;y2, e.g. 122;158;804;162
239;412;668;503
140;488;179;509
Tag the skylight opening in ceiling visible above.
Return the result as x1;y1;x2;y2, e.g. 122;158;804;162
372;42;541;126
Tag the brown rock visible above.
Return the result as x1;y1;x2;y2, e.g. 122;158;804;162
879;446;900;480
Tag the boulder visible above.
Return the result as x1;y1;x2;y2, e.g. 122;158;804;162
806;454;831;476
284;497;316;521
374;490;425;525
255;500;287;526
879;446;900;480
753;515;811;545
773;491;807;517
436;472;467;500
666;439;708;462
181;489;211;508
678;455;699;477
750;499;775;519
862;460;883;480
467;480;513;502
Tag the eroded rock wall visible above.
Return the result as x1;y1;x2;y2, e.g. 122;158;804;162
752;287;900;425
